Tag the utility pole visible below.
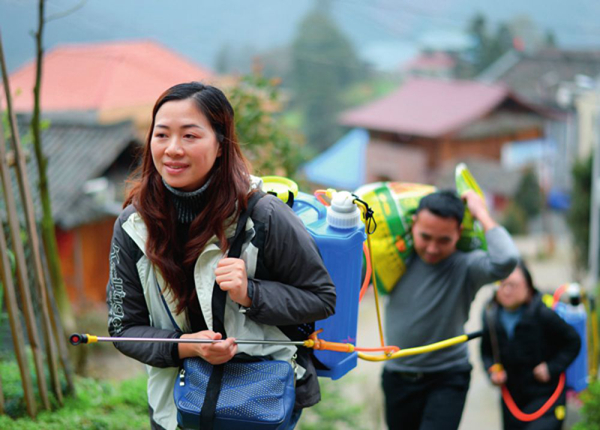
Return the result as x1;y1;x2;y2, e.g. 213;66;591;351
589;100;600;290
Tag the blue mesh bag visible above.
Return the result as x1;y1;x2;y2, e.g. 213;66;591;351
174;357;296;430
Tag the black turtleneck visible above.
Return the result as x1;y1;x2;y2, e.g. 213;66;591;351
163;178;211;333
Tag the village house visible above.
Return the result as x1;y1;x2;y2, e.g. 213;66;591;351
6;40;215;305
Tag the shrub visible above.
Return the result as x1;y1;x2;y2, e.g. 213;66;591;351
298;376;373;430
573;380;600;430
502;201;528;235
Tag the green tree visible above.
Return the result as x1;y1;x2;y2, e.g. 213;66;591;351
545;30;558;48
290;2;364;151
467;13;493;75
227;74;310;180
514;166;543;219
215;43;232;74
568;156;592;273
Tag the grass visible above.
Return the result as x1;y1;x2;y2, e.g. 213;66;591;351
0;357;149;430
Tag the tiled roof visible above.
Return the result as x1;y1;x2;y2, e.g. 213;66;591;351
340;78;520;138
479;49;600;109
5;40;214;113
10;117;137;228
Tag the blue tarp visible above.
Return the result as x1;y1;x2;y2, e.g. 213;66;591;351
302;128;368;191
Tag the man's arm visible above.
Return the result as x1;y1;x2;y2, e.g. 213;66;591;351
462;190;519;288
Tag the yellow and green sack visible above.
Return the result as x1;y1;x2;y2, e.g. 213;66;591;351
355;163;486;295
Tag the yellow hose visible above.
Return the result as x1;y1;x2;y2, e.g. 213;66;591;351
357;334;471;362
355;200;386;348
591;305;599;380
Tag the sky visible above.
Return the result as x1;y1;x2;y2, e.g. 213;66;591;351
2;0;600;73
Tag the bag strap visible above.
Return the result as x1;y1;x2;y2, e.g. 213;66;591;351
210;190;264;337
485;302;502;368
200;190;264;430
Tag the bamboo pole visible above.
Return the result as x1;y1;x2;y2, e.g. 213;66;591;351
0;120;51;409
0;192;36;417
0;33;60;407
43;260;75;393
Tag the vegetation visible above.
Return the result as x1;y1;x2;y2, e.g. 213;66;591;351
290;1;366;151
573;380;600;430
458;13;558;78
227;73;311;180
567;156;592;274
514;167;544;220
0;354;373;430
502;166;543;235
299;377;373;430
502;201;529;235
0;356;147;429
30;0;74;332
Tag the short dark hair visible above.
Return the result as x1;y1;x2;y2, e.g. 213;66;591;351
415;190;464;225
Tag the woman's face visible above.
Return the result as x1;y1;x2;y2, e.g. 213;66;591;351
151;98;221;191
496;267;531;310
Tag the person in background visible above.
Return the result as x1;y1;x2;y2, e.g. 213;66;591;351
481;260;581;430
382;189;519;430
106;82;336;430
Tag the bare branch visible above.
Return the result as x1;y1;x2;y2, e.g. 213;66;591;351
45;0;88;23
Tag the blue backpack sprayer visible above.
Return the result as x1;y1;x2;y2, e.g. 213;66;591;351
552;282;595;393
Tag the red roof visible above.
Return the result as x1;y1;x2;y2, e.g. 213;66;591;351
6;40;214;112
340;78;515;138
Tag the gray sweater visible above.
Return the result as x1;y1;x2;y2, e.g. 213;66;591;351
384;226;519;373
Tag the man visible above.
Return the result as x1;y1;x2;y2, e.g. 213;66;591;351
382;189;519;430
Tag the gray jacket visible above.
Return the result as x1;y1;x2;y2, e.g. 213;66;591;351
107;193;336;430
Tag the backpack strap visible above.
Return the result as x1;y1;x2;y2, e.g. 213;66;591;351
200;190;265;430
210;190;265;337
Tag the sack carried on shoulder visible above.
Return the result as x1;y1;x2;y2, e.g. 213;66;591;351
174;356;296;430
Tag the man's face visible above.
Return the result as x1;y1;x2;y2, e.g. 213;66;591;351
411;209;462;264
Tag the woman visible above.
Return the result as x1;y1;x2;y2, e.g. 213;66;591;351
481;260;580;430
106;82;336;430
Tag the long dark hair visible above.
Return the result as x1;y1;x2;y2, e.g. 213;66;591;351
125;82;251;314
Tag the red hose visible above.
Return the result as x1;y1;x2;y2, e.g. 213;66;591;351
501;373;565;422
552;284;568;310
359;243;371;302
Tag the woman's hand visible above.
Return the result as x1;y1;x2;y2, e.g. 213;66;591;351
178;331;237;365
490;369;507;386
533;362;551;383
215;257;252;307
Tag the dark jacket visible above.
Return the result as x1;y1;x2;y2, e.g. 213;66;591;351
107;193;336;429
481;292;581;406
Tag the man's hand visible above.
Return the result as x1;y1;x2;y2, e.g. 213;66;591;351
178;331;237;364
215;257;252;308
461;190;498;231
533;362;551;383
